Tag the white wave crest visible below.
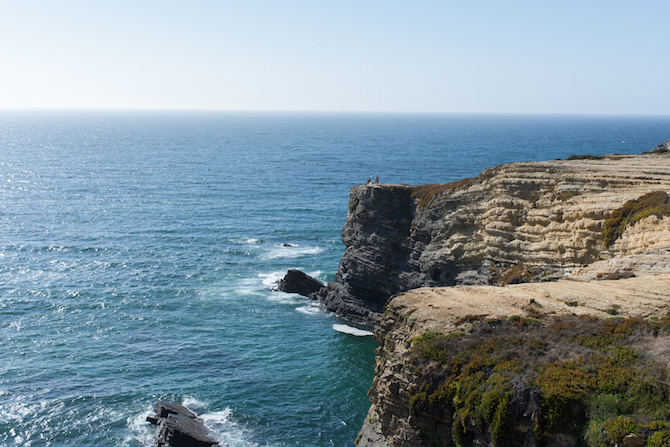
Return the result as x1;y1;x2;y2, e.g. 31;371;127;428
124;408;155;447
267;292;303;305
332;324;374;336
296;302;325;316
200;408;260;447
258;271;285;289
306;270;324;281
181;396;209;412
260;244;324;260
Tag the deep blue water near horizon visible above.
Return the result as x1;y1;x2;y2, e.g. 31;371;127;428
0;111;669;446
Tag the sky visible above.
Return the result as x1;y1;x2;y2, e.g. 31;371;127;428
0;0;668;115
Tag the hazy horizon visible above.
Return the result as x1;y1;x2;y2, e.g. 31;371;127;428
2;1;669;116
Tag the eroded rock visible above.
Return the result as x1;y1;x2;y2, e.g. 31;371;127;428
277;269;324;297
147;401;219;447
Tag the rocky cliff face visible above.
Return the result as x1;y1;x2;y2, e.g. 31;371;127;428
337;151;670;447
313;153;670;326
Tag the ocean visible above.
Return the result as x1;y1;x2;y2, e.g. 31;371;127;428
0;111;668;446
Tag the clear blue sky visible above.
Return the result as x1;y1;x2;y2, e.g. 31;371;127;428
1;0;668;115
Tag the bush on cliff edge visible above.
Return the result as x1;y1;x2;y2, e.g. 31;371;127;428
408;315;670;447
602;190;670;247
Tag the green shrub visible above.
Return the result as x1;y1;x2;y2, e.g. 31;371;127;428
348;197;359;214
648;430;670;447
587;394;632;422
602;416;638;444
648;421;670;431
602;191;670;247
407;316;670;446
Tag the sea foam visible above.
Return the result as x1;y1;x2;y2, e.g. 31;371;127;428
260;244;324;260
333;324;374;337
200;408;260;447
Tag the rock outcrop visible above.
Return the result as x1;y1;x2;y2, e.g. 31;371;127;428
338;147;670;446
356;277;670;447
653;138;670;153
313;153;670;326
277;269;324;297
147;401;219;447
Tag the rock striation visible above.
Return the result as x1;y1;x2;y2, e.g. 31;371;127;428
313;153;670;326
341;148;670;447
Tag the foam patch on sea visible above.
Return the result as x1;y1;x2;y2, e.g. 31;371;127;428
260;244;324;260
333;324;374;336
296;301;326;316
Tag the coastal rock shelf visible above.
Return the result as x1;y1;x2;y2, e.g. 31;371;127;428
313;153;670;326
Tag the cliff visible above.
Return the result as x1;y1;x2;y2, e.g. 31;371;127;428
312;153;670;326
339;151;670;446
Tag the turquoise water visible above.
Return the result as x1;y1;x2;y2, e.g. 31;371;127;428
0;111;668;446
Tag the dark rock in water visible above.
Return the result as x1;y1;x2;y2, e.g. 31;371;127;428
277;269;324;297
148;401;219;447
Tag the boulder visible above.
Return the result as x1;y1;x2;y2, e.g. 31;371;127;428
147;401;219;447
277;269;324;297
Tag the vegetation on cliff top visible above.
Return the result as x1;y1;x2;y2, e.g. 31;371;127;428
602;191;670;247
566;154;606;160
408;315;670;446
407;178;476;211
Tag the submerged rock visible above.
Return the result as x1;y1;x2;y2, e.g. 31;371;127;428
147;401;219;447
277;269;324;297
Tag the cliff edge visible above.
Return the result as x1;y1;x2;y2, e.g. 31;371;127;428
335;150;670;446
313;153;670;326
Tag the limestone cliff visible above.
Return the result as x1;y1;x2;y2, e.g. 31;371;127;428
338;150;670;447
313;153;670;326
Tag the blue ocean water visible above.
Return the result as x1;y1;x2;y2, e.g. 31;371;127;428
0;111;668;446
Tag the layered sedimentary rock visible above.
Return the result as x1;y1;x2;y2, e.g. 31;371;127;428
313;153;670;326
341;150;670;446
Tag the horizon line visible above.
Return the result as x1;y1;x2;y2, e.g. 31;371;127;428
1;107;669;118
